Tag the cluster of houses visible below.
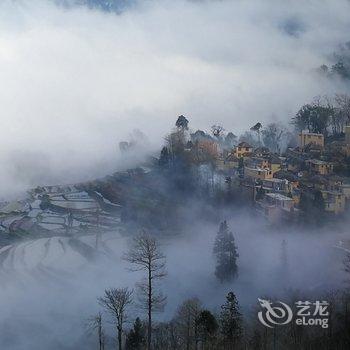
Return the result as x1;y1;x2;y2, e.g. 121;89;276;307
213;126;350;223
0;184;122;236
2;124;350;233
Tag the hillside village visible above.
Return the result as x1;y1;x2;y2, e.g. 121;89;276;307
157;111;350;225
214;127;350;223
2;111;350;240
186;125;350;224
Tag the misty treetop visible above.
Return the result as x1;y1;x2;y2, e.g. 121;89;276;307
213;221;239;283
318;41;350;81
175;115;189;131
123;231;167;350
292;95;350;137
219;292;243;347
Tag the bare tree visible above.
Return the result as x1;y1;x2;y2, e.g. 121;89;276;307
86;312;105;350
250;122;263;145
99;288;133;350
211;125;225;138
124;231;167;350
335;93;350;124
174;297;202;350
261;122;288;154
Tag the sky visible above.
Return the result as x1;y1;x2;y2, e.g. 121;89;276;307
1;0;350;197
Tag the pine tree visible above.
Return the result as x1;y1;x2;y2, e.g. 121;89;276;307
219;292;242;348
238;157;244;177
213;221;239;283
313;190;325;212
159;147;170;167
175;115;189;130
255;185;265;201
125;318;146;350
195;310;218;348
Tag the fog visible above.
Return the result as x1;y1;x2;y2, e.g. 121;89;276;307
1;1;350;348
0;209;347;349
1;0;350;196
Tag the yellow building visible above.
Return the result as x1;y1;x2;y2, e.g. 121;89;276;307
341;184;350;200
291;191;301;206
216;154;239;171
257;193;295;224
233;142;253;158
265;193;295;211
322;191;346;214
299;131;324;149
259;178;292;193
245;157;269;169
269;155;282;174
245;167;273;180
306;159;333;175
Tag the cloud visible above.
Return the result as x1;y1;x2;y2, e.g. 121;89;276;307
1;0;350;197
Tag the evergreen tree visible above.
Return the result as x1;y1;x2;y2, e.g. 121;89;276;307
195;310;218;347
292;102;333;136
313;190;325;212
159;147;170;167
249;330;262;350
299;190;325;225
238;157;244;177
175;115;189;130
219;292;242;347
299;192;310;212
225;132;237;149
299;191;313;224
255;185;265;201
125;318;146;350
213;221;239;283
331;61;350;79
